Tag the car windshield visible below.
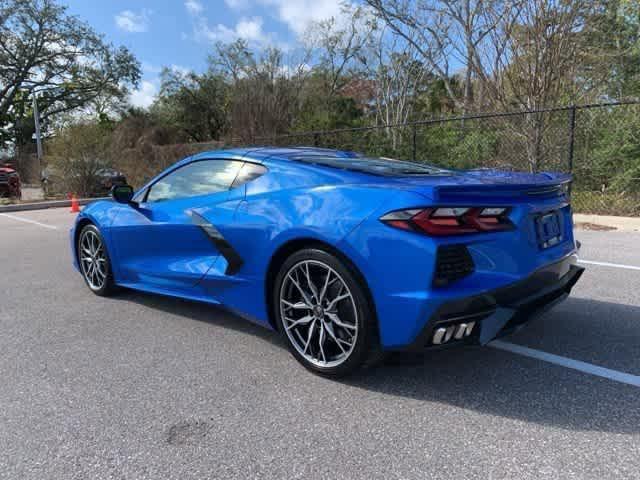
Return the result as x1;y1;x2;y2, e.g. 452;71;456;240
290;154;450;176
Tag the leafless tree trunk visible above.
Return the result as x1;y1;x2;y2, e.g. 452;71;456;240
364;0;513;113
305;5;376;97
483;0;595;170
362;28;427;150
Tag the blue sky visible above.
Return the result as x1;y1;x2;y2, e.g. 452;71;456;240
63;0;346;107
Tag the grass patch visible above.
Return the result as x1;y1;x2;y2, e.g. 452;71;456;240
572;191;640;217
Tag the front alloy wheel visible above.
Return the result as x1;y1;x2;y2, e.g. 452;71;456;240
78;224;117;296
274;249;381;376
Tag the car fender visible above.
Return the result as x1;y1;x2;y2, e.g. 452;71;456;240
70;200;120;273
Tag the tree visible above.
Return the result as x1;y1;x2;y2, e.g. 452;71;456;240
211;40;310;140
151;68;229;142
366;0;605;171
364;0;515;114
480;0;598;171
362;28;428;147
483;0;595;110
46;121;112;196
306;5;376;96
293;74;365;132
0;0;140;145
580;0;640;100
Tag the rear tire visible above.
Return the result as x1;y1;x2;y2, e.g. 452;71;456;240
273;248;382;377
77;224;118;297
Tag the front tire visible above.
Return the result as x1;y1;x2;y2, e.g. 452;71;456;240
77;224;117;297
273;248;381;377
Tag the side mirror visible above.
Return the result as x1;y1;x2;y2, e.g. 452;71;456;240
111;184;135;204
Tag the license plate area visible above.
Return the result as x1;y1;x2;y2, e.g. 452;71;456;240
535;210;563;249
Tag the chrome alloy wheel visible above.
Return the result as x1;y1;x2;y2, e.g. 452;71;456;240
79;229;108;291
279;260;358;368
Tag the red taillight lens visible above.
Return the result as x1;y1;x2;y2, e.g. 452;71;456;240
380;207;513;236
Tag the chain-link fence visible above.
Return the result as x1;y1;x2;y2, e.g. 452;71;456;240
248;102;640;216
37;102;635;215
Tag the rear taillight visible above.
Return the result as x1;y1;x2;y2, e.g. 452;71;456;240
380;207;513;236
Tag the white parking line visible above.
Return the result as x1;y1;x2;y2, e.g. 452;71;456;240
0;212;59;230
578;259;640;271
489;340;640;388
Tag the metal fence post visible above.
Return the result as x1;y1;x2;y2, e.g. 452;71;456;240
567;105;577;174
412;124;417;162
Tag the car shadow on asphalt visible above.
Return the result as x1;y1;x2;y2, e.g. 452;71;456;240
116;291;640;434
348;297;640;434
116;289;285;349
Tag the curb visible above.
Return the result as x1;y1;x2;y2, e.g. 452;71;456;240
0;198;107;213
573;213;640;232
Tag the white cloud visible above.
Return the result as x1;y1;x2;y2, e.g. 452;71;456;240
115;9;152;33
196;21;234;43
184;0;203;15
195;16;269;45
235;17;266;42
184;0;277;48
129;80;158;108
259;0;343;35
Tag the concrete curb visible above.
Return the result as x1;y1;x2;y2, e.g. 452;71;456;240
574;213;640;232
0;198;107;213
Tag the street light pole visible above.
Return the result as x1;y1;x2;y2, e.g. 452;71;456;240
31;90;43;172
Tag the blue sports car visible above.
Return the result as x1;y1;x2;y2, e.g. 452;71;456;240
71;147;584;376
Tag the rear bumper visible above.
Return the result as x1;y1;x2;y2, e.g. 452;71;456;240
403;254;584;351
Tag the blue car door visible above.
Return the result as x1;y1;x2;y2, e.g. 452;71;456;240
109;158;245;295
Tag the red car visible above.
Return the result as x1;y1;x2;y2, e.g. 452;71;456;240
0;164;21;199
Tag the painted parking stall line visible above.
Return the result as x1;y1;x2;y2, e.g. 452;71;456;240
578;259;640;272
489;340;640;388
0;212;59;230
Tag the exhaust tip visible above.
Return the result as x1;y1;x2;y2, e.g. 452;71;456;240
432;320;478;345
432;327;446;345
465;321;475;336
454;323;468;340
444;326;455;343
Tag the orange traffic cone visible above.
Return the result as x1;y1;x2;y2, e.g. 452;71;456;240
70;194;80;213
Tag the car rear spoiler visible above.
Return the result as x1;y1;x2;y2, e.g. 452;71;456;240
432;177;572;203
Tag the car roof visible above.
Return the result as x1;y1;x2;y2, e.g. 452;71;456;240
135;146;448;197
187;147;447;177
190;146;360;164
249;147;361;160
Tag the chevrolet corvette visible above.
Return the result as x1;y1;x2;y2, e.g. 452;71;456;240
71;147;584;376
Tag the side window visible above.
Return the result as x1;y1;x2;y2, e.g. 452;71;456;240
231;163;267;189
146;160;243;203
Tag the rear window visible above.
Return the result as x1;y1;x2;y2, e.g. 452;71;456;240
289;154;449;176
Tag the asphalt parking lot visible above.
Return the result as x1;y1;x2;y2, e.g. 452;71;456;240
1;208;639;479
